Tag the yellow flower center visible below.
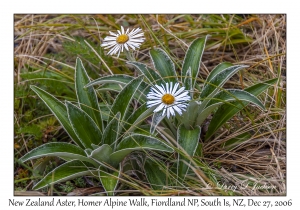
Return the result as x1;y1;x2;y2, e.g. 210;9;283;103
116;34;129;44
162;94;175;105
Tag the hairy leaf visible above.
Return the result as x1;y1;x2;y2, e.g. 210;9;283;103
144;158;167;191
182;36;208;89
75;58;103;132
33;160;97;190
177;124;201;179
89;144;113;164
205;78;277;140
150;48;177;83
127;61;163;85
200;65;248;99
102;112;121;147
109;75;144;121
109;134;173;164
99;166;120;196
197;89;265;125
19;142;97;165
125;104;155;133
150;111;165;134
30;85;84;148
66;101;102;149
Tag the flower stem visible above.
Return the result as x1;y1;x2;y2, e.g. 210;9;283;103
125;50;136;62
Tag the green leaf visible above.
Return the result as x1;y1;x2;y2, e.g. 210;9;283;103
91;144;99;150
125;104;155;133
87;75;149;103
96;83;122;92
245;78;278;94
127;61;163;85
96;83;147;103
89;144;113;164
177;124;201;179
75;58;103;132
150;111;165;134
205;78;277;140
206;89;265;110
33;160;97;190
109;134;173;164
144;158;167;191
30;85;84;149
86;74;135;87
150;48;177;83
109;75;144;121
102;112;121;147
183;67;192;94
200;65;248;100
182;36;208;89
205;62;233;83
19;142;97;165
99;166;120;196
66;101;102;149
181;101;201;129
197;89;265;125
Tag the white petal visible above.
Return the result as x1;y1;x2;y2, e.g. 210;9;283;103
150;88;163;96
162;108;166;116
154;103;165;112
172;83;179;95
167;108;170;118
173;105;182;115
161;84;167;92
176;96;190;102
130;33;144;39
103;37;117;41
146;91;156;95
121;26;125;34
176;94;190;100
147;95;161;100
152;86;165;96
169;106;175;116
169;82;173;94
129;28;142;36
127;41;140;48
177;104;188;109
112;45;121;55
155;85;166;95
174;87;185;97
107;45;119;55
176;91;189;99
101;41;117;47
109;31;118;36
124;43;129;51
127;42;136;50
166;83;169;93
147;100;161;105
129;38;145;43
147;101;161;107
147;99;161;104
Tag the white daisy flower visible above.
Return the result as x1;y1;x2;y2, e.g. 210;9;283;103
101;26;145;57
147;82;191;118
